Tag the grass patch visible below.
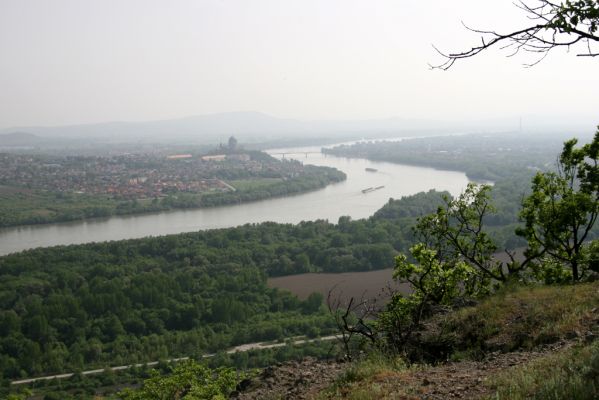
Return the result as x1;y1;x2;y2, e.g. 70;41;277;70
227;178;283;191
321;283;599;399
441;283;599;354
320;352;407;399
487;340;599;399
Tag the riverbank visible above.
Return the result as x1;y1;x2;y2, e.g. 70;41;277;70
0;164;345;229
0;152;469;255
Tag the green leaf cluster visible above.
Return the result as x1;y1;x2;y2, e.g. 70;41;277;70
119;360;244;400
550;0;599;35
518;129;599;281
393;244;475;305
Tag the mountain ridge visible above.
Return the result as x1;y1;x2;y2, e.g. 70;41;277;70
1;111;595;144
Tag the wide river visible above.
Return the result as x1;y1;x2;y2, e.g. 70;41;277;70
0;143;470;255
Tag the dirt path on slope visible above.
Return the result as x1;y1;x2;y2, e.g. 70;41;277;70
233;341;575;400
232;357;347;400
369;347;566;399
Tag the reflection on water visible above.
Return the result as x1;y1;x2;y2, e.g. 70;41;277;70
0;144;469;255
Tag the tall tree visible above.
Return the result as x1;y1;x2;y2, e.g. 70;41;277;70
413;184;536;284
518;129;599;281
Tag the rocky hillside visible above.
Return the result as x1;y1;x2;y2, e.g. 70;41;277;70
234;283;599;399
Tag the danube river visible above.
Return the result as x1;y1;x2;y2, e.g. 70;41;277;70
0;144;469;255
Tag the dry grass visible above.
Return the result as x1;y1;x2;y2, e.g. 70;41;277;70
487;341;599;400
443;283;599;354
318;353;410;400
319;283;599;400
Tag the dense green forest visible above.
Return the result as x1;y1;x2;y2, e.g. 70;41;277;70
0;250;336;379
323;133;566;181
0;189;455;384
7;340;337;399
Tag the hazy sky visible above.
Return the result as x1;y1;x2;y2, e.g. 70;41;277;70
0;0;597;129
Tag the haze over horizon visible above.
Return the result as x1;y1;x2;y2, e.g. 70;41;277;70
1;0;598;131
2;111;597;145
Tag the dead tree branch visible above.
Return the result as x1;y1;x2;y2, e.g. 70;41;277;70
432;0;599;69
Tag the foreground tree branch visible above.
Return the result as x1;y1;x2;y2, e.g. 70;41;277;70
432;0;599;69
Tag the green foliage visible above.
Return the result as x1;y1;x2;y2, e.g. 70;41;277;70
518;129;599;281
302;292;324;314
340;183;533;355
4;340;336;399
393;244;476;305
0;242;336;379
4;392;30;400
532;257;573;284
549;0;599;35
374;148;597;356
415;184;507;282
0;190;453;380
372;190;450;220
380;241;476;349
199;165;345;208
586;239;599;273
324;133;562;182
118;360;244;400
410;183;531;285
532;239;599;284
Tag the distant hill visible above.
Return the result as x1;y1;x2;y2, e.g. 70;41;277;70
0;132;44;147
0;112;451;143
0;111;595;145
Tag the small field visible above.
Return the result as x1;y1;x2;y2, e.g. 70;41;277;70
267;268;410;302
227;177;283;191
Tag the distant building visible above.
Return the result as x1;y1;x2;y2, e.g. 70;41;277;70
201;154;227;162
128;177;148;185
228;136;238;151
166;154;193;159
